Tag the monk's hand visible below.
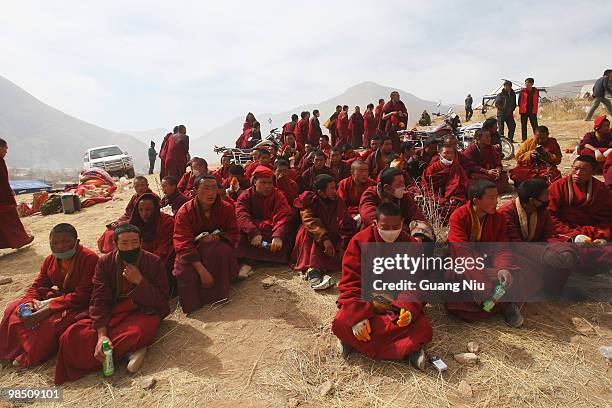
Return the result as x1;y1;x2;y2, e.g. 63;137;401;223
195;264;215;288
21;307;52;329
123;264;143;285
352;319;371;342
595;150;604;161
270;237;283;253
396;308;412;327
497;269;513;289
323;239;335;257
94;335;112;363
250;235;263;247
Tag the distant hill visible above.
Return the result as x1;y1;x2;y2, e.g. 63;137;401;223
190;81;455;162
122;128;170;146
0;76;148;171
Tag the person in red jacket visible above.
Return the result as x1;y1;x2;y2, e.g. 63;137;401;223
518;77;540;142
332;202;432;367
294;111;310;145
308;109;323;146
446;179;523;327
161;175;190;216
55;224;170;384
292;174;357;288
461;129;510;193
335;105;350;147
0;224;98;368
337;160;376;218
363;103;378;148
172;174;240;314
348;106;364;148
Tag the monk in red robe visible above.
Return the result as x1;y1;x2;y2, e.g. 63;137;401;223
332;202;432;366
578;115;611;171
341;143;361;165
337;160;376;217
329;147;351;182
274;159;299;206
360;137;381;162
160;175;189;216
348;106;364;148
365;136;396;179
374;98;385;135
510;125;562;186
461;129;510;193
0;138;34;249
421;145;468;223
318;135;332;158
328;106;342;147
213;153;232;184
300;150;333;192
236;166;294;264
605;153;612;189
235;112;257;148
381;91;408;152
178;157;209;198
0;224;97;367
282;114;299;140
392;141;423;189
292;174;357;287
446;180;523;327
308;109;323;146
163;125;190;179
279;133;304;166
294;111;310;145
55;224;169;384
335;105;350;147
223;164;250;201
359;168;434;240
158;127;176;181
363;103;378;148
499;179;578;297
245;149;273;180
172;175;240;313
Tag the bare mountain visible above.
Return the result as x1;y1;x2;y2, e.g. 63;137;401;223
191;81;454;162
0;76;148;171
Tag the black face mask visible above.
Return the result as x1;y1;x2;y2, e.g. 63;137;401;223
118;248;140;264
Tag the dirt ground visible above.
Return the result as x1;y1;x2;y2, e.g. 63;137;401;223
0;101;611;407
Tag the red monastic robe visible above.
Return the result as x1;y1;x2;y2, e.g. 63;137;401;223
348;112;364;148
291;192;357;272
364;149;391;180
359;185;426;232
509;137;562;186
300;165;333;192
335;112;350;147
178;171;197;196
160;190;190;216
54;250;169;384
158;132;172;181
308;117;323;146
381;100;408;152
163;134;189;179
294;118;309;145
329;161;351;183
605;154;612;189
117;188;155;224
421;160;468;221
172;197;239;313
331;225;432;360
363;110;378;148
0;246;98;367
336;177;377;216
275;176;299;207
461;144;510;193
374;104;384;133
0;157;31;249
235;187;294;263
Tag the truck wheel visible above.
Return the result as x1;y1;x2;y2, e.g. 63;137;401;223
126;168;136;179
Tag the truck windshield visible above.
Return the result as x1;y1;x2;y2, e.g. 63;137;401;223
90;146;123;160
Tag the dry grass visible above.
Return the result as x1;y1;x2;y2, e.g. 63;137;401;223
1;99;611;407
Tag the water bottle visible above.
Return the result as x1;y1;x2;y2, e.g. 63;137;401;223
102;339;114;377
18;303;33;317
261;241;271;250
482;283;506;312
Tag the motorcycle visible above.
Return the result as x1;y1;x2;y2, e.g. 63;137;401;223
214;128;283;165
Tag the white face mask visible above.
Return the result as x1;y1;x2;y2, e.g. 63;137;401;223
393;187;405;199
378;228;402;243
440;156;453;166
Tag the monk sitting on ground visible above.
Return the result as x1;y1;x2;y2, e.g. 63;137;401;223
462;129;510;193
578;115;611;171
359;168;434;240
55;224;169;384
223;164;250;201
213;153;232;183
279;133;304;166
292;174;357;289
332;202;432;368
115;176;154;225
499;179;578;297
245;149;273;180
0;224;98;368
365;135;395;180
336;160;376;218
329;147;351;182
446;180;523;327
300;150;332;192
421;144;468;223
274;159;299;206
173;175;240;314
178;157;209;198
236;166;294;265
510;125;562;186
160;175;189;216
360;137;380;162
605;153;612;189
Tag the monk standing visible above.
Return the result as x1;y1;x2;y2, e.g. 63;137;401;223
328;105;342;147
55;224;169;384
363;103;378;148
308;109;323;146
381;91;408;152
510;125;562;187
375;98;385;135
332;202;432;367
336;106;350;147
0;224;97;367
282;114;299;140
337;160;376;218
158;126;177;181
294;111;310;145
163;125;190;180
173;175;240;313
348;106;364;148
462;129;510;193
0;138;34;249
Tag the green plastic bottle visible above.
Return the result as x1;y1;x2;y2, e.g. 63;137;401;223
102;339;114;377
482;283;506;312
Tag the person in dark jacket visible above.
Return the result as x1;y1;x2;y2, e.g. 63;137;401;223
495;80;517;142
518;78;539;141
465;94;473;122
148;141;157;175
585;69;612;121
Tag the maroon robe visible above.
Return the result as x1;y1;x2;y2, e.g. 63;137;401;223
163;134;189;179
374;104;384;133
446;203;516;321
300;165;333;192
363;110;378;147
0;157;31;249
461;144;510;193
308;117;323;146
0;246;98;367
294;118;309;145
359;184;427;232
364;149;391;180
336;176;377;216
54;250;169;384
421;160;468;221
291;192;357;272
235;186;294;263
381;100;408;152
510;137;562;186
605;154;612;189
275;176;299;207
348;112;364;148
160;190;190;216
158;132;172;181
282;121;297;136
173;197;239;313
331;226;432;360
118;188;155;224
335;112;350;147
178;171;196;196
329;161;351;183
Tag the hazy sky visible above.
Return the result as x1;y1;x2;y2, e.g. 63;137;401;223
1;1;610;138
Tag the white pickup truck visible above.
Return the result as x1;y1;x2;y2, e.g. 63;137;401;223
83;145;135;178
